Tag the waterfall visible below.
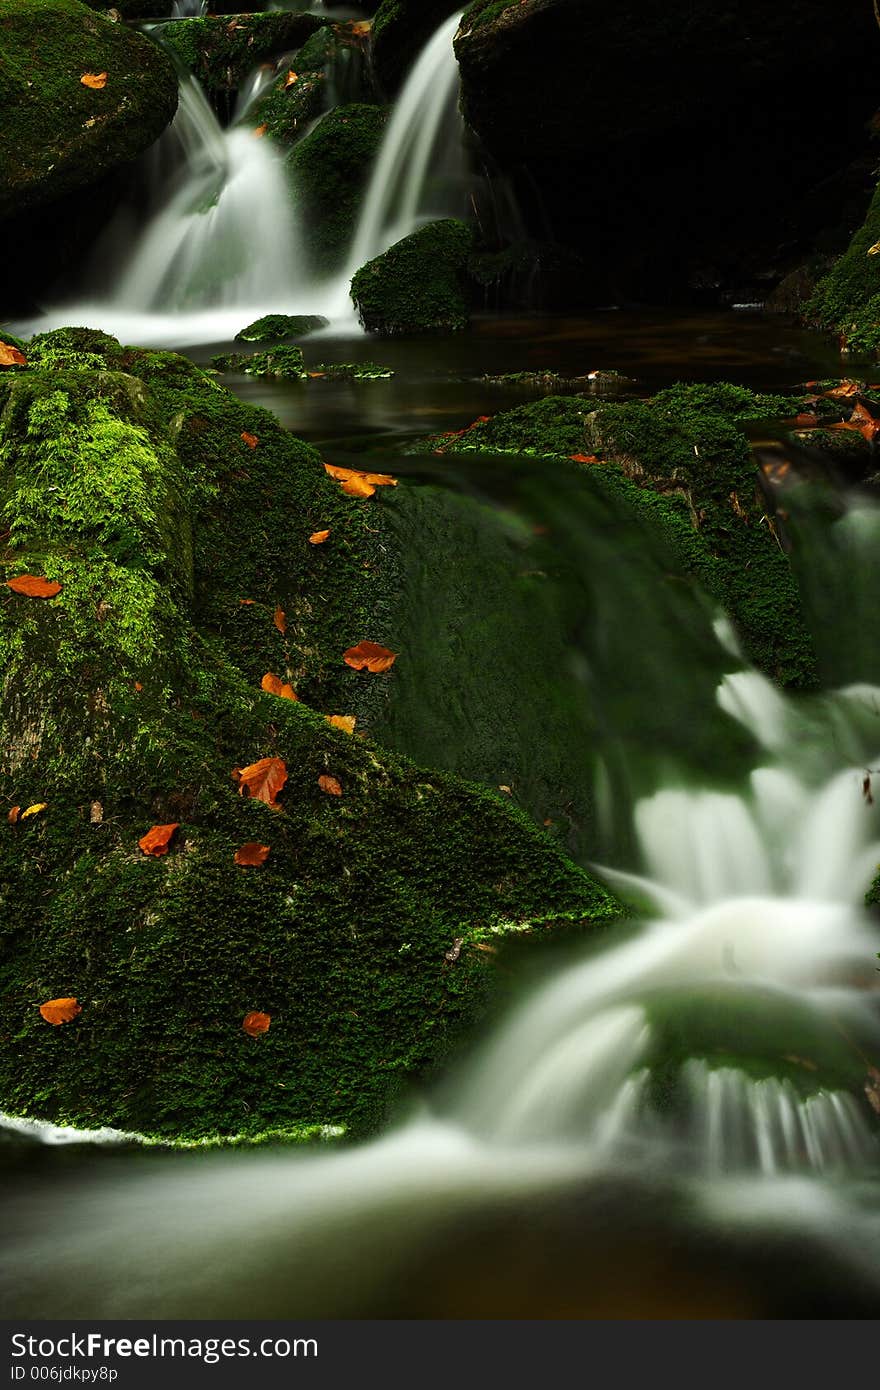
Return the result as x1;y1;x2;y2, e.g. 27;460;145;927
171;1;206;16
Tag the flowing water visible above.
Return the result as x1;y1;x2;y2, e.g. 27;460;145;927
3;11;880;1320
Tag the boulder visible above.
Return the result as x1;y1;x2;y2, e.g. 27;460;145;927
155;11;325;107
288;103;389;272
351;218;474;334
371;0;463;95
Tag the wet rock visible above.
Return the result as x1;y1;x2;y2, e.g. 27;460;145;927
371;0;463;95
211;345;307;378
155;11;325;107
288;103;389;272
351;219;474;335
236;315;329;342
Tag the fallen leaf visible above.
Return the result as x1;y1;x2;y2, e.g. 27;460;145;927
261;671;298;701
340;474;376;498
323;462;397;496
138;822;179;856
498;785;513;795
569;453;600;463
39;997;81;1026
80;72;107;89
241;431;259;449
243;1010;271;1036
343;641;397;673
851;401;880;442
273;607;287;635
794;413;819;428
326;714;356;734
239;598;256;606
21;803;47;820
234;842;271;866
309;529;331;545
232;757;288;808
252;124;267;138
823;381;861;399
284;69;298;88
89;801;103;824
5;575;62;598
318;774;343;797
868;241;880;257
8;806;21;824
0;341;26;368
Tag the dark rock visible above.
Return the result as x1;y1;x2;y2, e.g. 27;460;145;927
155;11;325;106
371;0;463;95
288;103;389;273
351;218;474;335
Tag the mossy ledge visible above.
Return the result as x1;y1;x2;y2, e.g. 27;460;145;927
0;329;619;1143
426;383;818;689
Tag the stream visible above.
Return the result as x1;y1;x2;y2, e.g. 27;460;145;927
3;7;880;1320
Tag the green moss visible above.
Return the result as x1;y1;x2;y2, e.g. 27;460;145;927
0;0;178;218
0;331;620;1143
236;315;329;343
253;68;329;147
211;346;307;380
351;219;474;336
155;12;324;103
806;179;880;358
288;103;389;273
427;384;818;689
311;362;395;381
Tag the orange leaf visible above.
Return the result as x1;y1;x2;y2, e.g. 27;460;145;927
284;70;299;88
253;124;268;138
0;340;26;368
5;575;62;598
232;757;288;808
20;803;47;820
39;997;81;1026
138;822;180;857
323;462;397;497
318;774;343;797
343;640;398;673
242;1010;271;1036
239;598;256;606
309;529;331;545
326;714;356;734
234;842;271;866
823;381;860;399
569;453;600;463
241;431;259;448
261;672;298;701
80;72;107;90
794;413;819;428
273;607;287;635
134;681;143;692
8;806;21;824
341;474;376;498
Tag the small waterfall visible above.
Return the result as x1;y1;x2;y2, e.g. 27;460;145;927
171;1;206;16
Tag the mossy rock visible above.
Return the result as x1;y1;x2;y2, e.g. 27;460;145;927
236;315;329;343
287;102;389;273
0;0;178;219
371;0;462;95
155;11;325;105
310;362;394;381
351;219;474;336
0;329;619;1142
425;383;818;689
806;179;880;359
252;66;329;147
211;346;307;379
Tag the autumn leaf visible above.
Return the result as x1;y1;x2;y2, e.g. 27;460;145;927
341;474;376;498
243;1010;271;1037
343;641;398;673
351;20;371;37
20;803;47;820
273;607;287;635
823;381;860;399
5;575;62;598
234;842;271;866
261;672;298;701
794;413;819;428
81;72;107;89
323;462;397;498
318;774;343;797
284;69;298;88
0;341;26;368
868;241;880;257
326;714;356;734
138;822;179;856
253;124;268;138
309;529;331;545
851;401;880;442
569;453;600;463
39;997;81;1026
8;806;20;824
232;757;288;808
241;431;259;449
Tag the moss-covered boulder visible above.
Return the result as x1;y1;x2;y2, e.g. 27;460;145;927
155;11;325;107
211;345;307;379
427;383;817;689
807;180;880;359
236;315;329;342
371;0;462;95
288;103;388;273
0;0;178;220
351;219;474;335
455;0;880;302
252;22;376;149
0;329;619;1142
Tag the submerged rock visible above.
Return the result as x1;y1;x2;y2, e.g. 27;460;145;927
351;219;474;335
0;329;618;1142
236;315;330;343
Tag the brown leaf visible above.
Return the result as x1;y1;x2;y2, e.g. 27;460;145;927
318;774;343;797
232;757;288;808
823;381;861;399
241;431;259;449
323;462;397;497
239;598;256;606
284;69;298;88
261;672;298;701
20;803;47;820
252;124;268;138
80;72;108;90
234;842;271;866
341;474;376;498
569;453;600;463
138;822;179;856
5;575;62;598
326;714;356;734
243;1010;271;1037
8;806;21;824
794;412;819;428
39;996;81;1026
343;640;398;673
273;607;287;635
89;801;103;824
309;529;331;545
0;340;26;368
